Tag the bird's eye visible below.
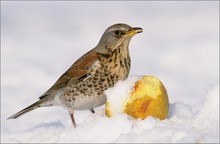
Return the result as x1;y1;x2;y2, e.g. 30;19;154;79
114;30;122;36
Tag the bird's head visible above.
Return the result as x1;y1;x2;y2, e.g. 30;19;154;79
94;23;143;54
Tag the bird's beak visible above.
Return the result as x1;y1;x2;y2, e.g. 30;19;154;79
126;27;143;36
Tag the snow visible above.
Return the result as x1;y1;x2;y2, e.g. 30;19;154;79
2;80;219;143
193;85;219;132
1;1;219;143
105;75;140;115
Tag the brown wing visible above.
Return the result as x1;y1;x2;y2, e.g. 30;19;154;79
40;50;99;99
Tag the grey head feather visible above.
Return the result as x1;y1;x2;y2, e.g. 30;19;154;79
93;23;133;55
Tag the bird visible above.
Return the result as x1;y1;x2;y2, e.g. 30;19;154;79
8;23;143;127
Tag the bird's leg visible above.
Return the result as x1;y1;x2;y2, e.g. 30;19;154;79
69;112;76;128
90;109;95;114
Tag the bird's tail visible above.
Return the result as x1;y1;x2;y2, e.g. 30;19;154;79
7;99;50;119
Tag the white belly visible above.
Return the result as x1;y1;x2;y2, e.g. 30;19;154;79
73;95;107;110
53;91;106;111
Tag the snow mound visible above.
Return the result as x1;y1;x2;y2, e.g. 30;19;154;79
193;85;219;132
2;81;219;143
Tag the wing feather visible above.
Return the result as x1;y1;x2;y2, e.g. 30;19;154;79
40;51;99;99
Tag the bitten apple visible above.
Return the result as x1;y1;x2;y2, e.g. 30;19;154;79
105;76;169;120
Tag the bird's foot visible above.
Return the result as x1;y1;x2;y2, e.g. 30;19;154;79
89;109;95;114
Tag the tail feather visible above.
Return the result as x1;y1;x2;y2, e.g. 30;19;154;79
8;100;44;119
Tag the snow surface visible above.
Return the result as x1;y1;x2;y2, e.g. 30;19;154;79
1;1;219;143
2;79;219;143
